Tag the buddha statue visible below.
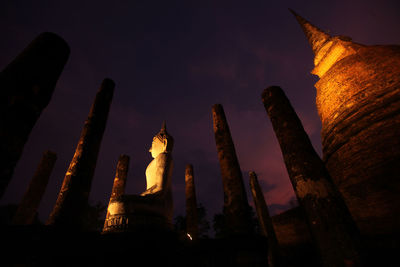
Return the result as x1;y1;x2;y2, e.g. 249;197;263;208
103;122;174;232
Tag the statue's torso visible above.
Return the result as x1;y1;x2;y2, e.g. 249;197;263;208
143;152;173;196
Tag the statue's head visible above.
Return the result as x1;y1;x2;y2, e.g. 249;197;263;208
149;121;174;158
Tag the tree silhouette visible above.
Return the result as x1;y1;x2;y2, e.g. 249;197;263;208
0;204;42;225
173;203;210;239
82;201;106;232
212;205;259;238
197;203;211;238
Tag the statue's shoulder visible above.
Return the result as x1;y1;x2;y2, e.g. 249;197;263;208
155;152;173;166
157;152;172;161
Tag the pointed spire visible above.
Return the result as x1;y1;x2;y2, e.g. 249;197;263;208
155;120;174;150
289;9;331;55
157;120;169;137
161;120;167;134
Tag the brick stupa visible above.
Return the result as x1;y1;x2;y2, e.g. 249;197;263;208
292;10;400;236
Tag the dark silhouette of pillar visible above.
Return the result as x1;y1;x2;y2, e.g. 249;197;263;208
212;104;253;235
103;154;129;231
185;164;198;240
47;78;115;229
12;150;57;225
0;32;69;199
249;171;284;267
262;86;363;267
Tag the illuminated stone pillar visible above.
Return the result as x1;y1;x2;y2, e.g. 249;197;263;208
212;104;253;235
249;171;283;267
103;154;129;232
185;164;198;240
291;10;400;236
12;150;57;225
47;78;115;228
0;32;69;199
262;86;363;267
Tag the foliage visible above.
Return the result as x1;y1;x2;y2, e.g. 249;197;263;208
173;202;211;239
249;205;261;234
212;205;260;238
197;203;211;238
82;201;107;232
212;212;228;238
288;197;299;208
174;214;186;232
0;201;106;231
0;204;19;225
0;204;42;225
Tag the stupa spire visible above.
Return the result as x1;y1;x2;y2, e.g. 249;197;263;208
289;9;331;55
161;120;167;134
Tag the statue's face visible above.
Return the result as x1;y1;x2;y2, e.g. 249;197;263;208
149;137;166;158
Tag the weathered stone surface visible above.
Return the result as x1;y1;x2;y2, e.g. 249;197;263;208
271;207;312;247
249;171;284;267
289;9;331;57
0;32;69;199
110;154;129;199
293;11;400;237
47;78;114;228
212;104;253;235
103;154;129;231
12;150;57;225
262;86;363;267
271;207;320;267
185;164;198;240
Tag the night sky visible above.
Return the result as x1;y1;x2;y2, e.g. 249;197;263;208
1;0;399;225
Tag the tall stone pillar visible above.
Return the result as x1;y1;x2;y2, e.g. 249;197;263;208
262;86;363;267
185;164;198;240
212;104;253;235
249;171;284;267
12;150;57;225
47;78;115;228
291;10;400;236
0;32;69;199
103;154;129;232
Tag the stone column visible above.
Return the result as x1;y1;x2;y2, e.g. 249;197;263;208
12;150;57;225
0;32;69;199
249;171;284;267
185;164;198;240
212;104;253;235
47;78;115;228
262;86;363;267
103;154;129;231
